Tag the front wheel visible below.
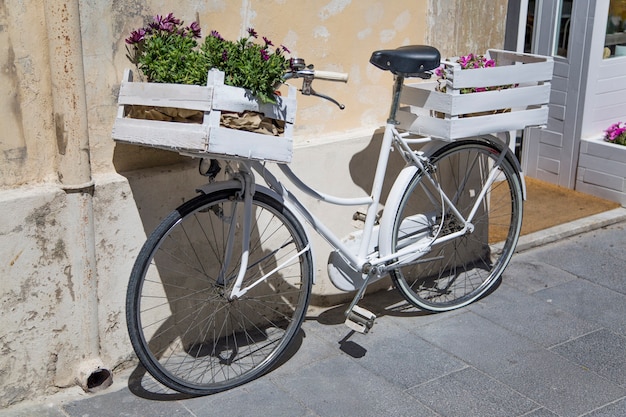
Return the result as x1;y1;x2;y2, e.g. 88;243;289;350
390;139;523;312
126;189;313;395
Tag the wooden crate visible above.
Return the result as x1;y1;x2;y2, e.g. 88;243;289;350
397;49;554;140
112;69;296;163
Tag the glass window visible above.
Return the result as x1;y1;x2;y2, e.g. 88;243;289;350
606;0;626;58
553;0;572;58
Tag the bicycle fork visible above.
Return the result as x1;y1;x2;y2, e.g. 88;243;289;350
220;166;311;300
216;167;254;297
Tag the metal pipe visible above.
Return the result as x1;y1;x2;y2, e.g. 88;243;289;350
44;0;104;391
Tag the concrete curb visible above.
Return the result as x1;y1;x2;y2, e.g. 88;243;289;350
516;206;626;253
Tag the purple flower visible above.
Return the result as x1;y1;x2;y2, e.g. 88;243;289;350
188;21;201;38
260;49;270;61
280;44;291;54
210;30;223;40
125;28;146;44
434;67;444;77
263;36;274;47
484;59;495;67
247;27;258;38
152;13;180;32
222;49;228;62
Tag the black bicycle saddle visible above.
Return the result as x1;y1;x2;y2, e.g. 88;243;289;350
370;45;441;77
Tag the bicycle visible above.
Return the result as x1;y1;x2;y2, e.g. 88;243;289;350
125;45;534;395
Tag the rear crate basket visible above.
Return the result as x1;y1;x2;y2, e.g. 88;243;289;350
112;69;296;163
397;49;554;140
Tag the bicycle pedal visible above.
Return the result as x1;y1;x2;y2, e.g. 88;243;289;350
345;305;376;334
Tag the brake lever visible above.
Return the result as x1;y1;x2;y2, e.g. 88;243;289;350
301;73;345;110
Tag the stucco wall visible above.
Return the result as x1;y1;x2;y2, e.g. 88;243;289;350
0;0;508;408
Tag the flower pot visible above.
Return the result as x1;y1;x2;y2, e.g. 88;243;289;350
577;136;626;206
397;49;554;140
112;69;296;163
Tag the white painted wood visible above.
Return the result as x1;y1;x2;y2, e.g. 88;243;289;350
112;68;296;163
117;82;214;111
113;118;208;151
399;50;553;140
576;136;626;205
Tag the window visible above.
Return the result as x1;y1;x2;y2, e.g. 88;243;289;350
606;0;626;58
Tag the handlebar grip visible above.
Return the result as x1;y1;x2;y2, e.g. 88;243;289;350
314;70;349;82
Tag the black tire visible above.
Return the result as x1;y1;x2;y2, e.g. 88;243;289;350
126;189;312;394
390;139;523;311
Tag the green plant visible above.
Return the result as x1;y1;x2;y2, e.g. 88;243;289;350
125;14;291;103
125;13;206;85
202;28;291;104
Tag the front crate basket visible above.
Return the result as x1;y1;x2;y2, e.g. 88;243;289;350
112;69;296;163
397;49;554;140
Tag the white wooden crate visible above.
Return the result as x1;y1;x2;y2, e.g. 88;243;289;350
112;69;296;163
397;49;554;140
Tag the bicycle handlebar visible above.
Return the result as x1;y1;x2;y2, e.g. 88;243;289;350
312;70;349;82
285;59;348;109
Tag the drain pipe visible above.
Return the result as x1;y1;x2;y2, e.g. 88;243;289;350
44;0;111;392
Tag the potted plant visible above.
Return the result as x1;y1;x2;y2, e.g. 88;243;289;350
125;13;291;104
397;49;554;140
112;13;297;163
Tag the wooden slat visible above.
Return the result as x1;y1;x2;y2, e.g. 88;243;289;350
112;68;295;163
118;82;214;111
402;83;551;115
450;61;553;89
112;118;208;151
397;106;549;140
207;127;293;163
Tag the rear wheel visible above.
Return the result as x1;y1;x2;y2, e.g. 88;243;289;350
126;189;312;394
390;139;523;311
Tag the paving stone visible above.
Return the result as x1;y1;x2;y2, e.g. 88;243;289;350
502;257;578;294
525;238;626;295
62;387;193;417
273;355;438;417
416;312;626;416
407;366;539;417
537;279;626;336
550;328;626;387
182;379;317;417
584;396;626;416
470;283;600;348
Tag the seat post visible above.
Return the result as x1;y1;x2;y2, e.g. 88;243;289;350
387;75;405;124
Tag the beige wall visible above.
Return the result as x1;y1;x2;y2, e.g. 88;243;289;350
0;0;508;408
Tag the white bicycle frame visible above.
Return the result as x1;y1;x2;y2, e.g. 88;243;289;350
219;131;518;301
213;76;523;301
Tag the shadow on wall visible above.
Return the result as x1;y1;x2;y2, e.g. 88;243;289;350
113;143;208;235
348;128;410;205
